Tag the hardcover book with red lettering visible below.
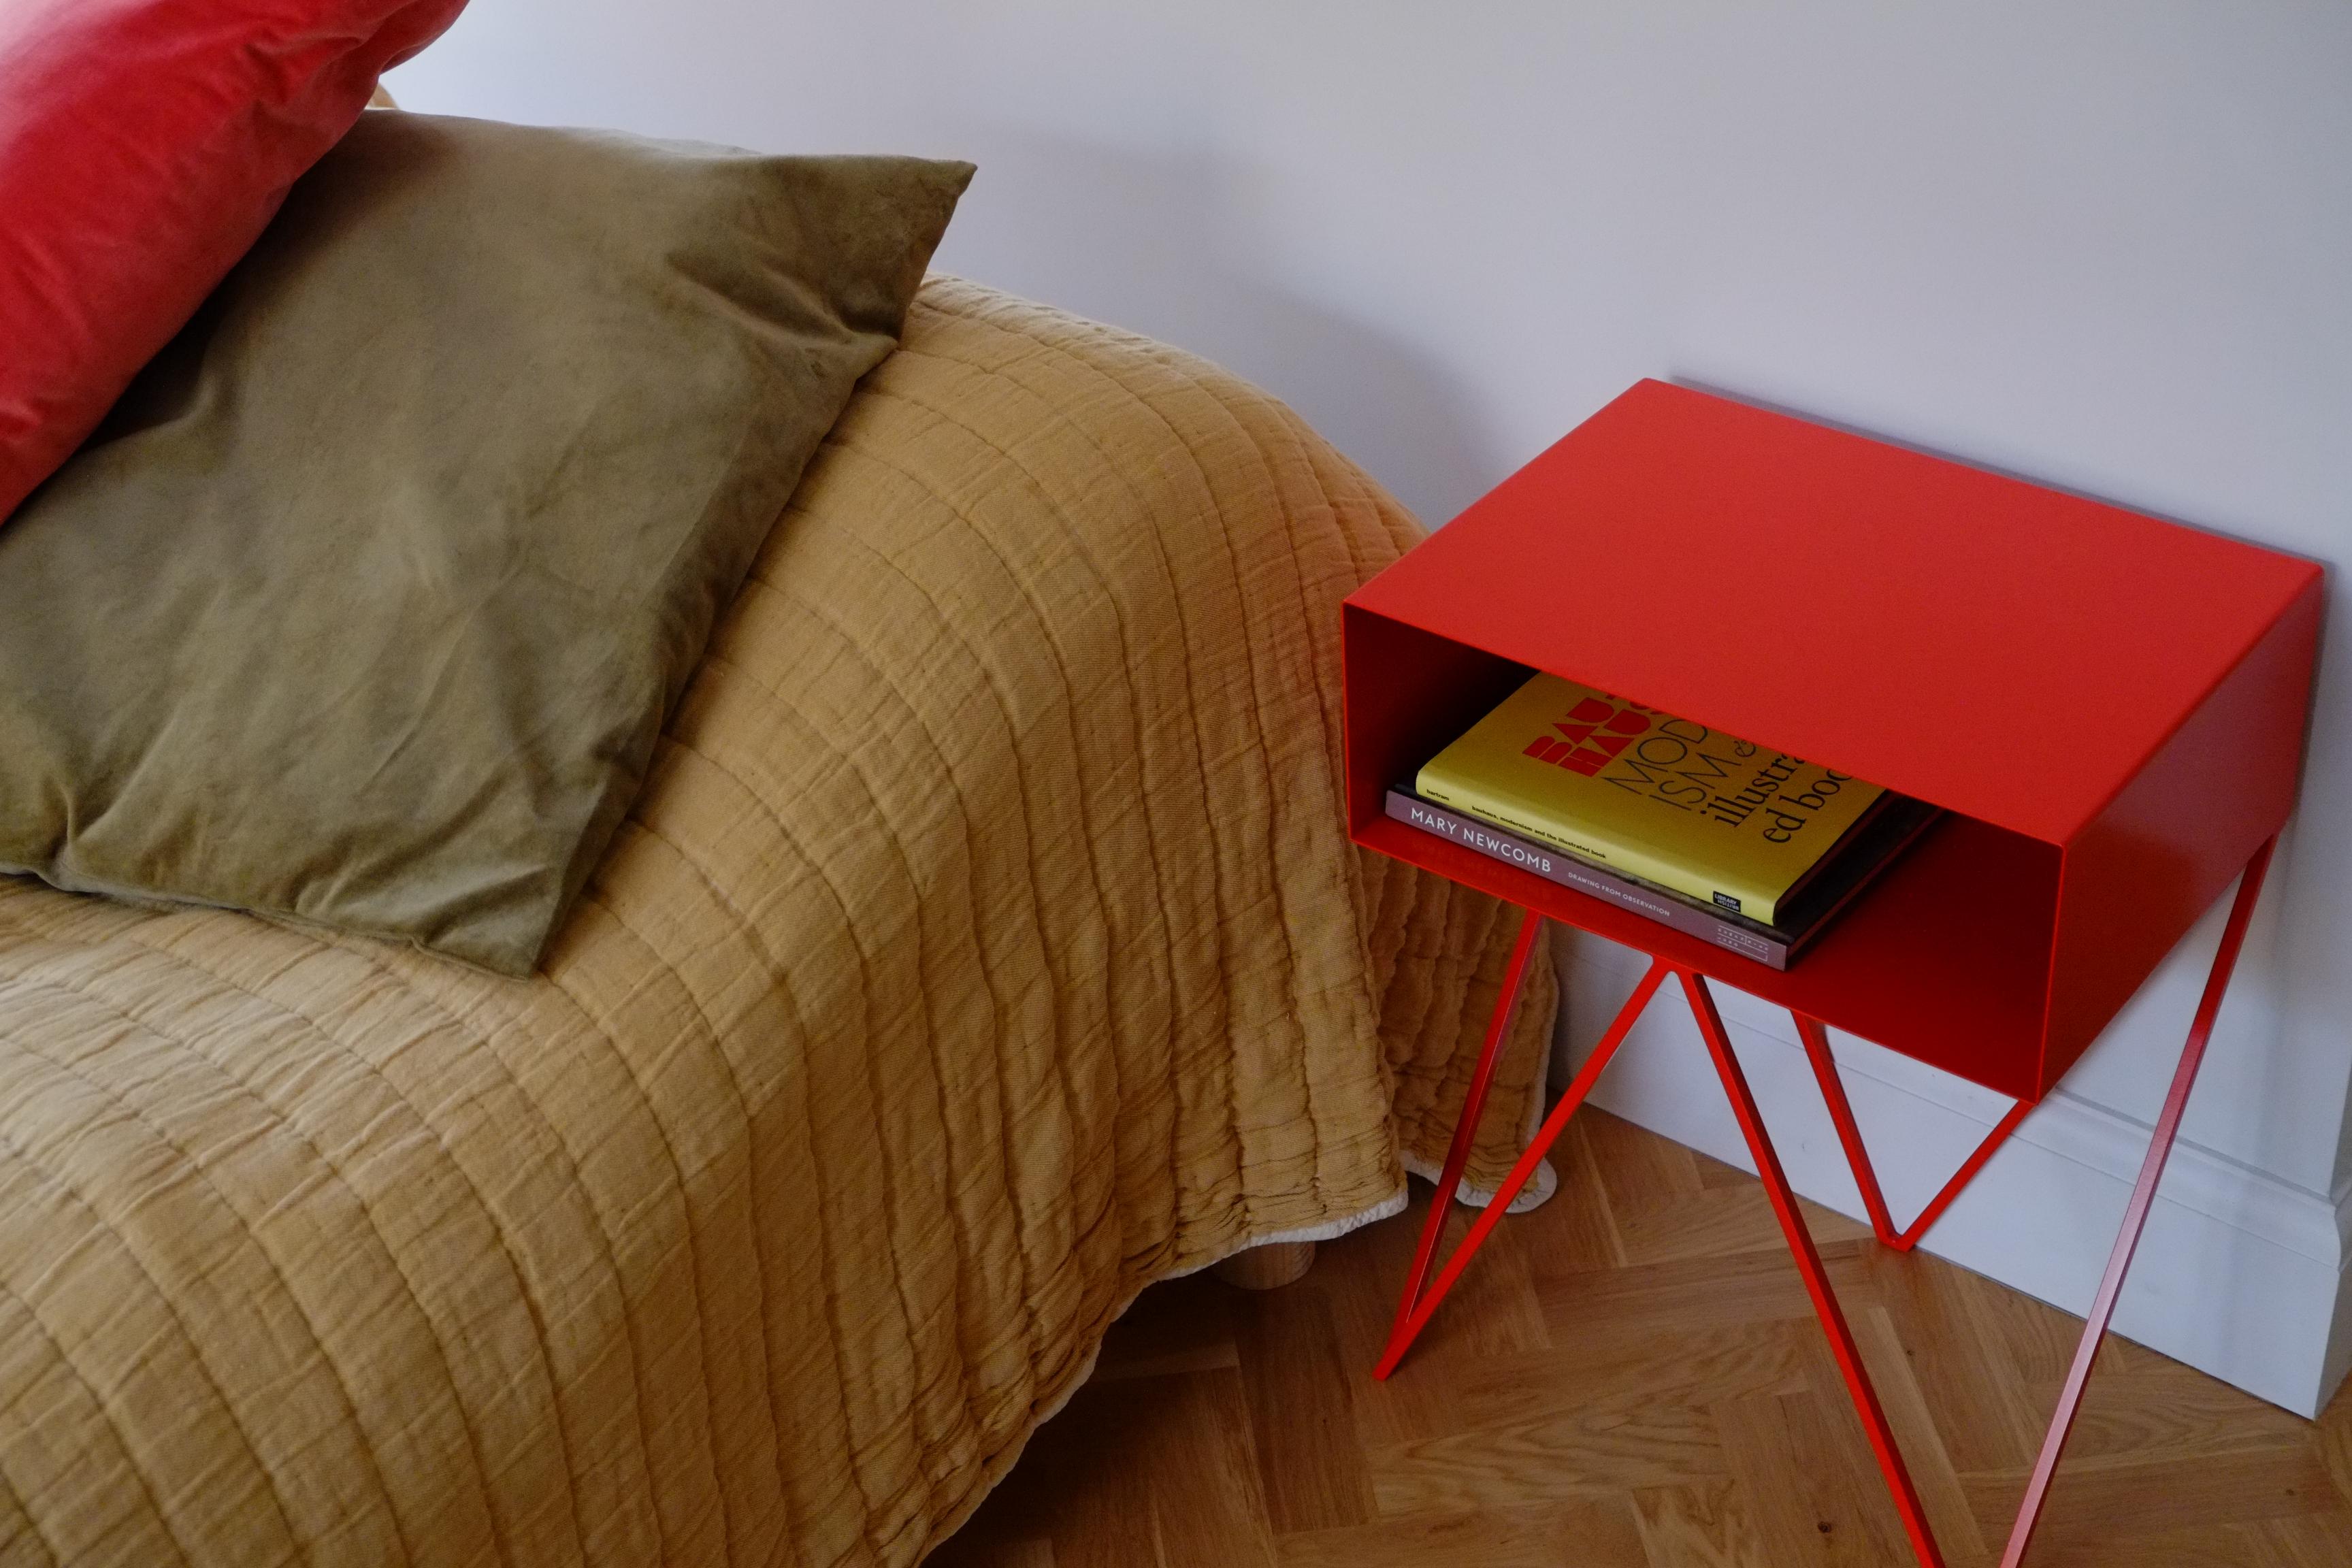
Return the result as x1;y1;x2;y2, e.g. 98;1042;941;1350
1416;672;1906;924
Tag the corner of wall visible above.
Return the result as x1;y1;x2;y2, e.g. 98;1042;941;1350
2322;1177;2352;1416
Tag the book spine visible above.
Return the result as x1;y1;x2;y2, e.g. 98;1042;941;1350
1414;766;1785;924
1385;789;1788;970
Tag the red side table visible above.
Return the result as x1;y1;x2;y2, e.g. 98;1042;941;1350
1344;381;2322;1568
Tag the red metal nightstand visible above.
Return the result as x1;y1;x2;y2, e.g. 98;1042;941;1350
1345;380;2322;1568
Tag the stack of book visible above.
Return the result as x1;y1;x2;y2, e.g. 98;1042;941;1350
1391;673;1938;969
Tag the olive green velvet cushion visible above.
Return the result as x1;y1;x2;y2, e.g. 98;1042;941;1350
0;111;972;973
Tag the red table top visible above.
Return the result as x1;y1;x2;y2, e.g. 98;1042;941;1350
1348;380;2321;846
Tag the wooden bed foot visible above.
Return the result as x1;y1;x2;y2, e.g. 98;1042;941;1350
1211;1241;1316;1290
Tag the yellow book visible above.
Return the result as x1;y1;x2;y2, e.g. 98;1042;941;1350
1416;674;1886;925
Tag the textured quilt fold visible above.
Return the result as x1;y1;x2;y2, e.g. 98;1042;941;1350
0;277;1554;1568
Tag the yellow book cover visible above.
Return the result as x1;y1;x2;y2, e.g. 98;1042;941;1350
1415;674;1885;924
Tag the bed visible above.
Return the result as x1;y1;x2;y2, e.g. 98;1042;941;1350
0;277;1556;1568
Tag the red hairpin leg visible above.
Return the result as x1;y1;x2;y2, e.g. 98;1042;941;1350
1374;924;1669;1379
1798;1013;2033;1252
1372;845;2272;1568
1998;836;2275;1567
1684;970;1949;1568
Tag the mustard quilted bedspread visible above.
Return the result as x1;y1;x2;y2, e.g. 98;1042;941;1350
0;278;1554;1568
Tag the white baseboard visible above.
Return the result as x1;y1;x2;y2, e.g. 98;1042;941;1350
1552;934;2352;1418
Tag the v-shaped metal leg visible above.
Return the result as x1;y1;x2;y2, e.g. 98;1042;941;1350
1369;840;2274;1568
1690;839;2276;1568
1373;933;1668;1379
1797;1013;2033;1252
1684;969;1952;1566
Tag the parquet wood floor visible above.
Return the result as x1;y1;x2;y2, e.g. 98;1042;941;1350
930;1111;2352;1568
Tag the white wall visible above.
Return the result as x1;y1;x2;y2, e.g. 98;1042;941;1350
389;2;2352;1411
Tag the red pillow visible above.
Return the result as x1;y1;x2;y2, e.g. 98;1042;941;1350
0;0;468;523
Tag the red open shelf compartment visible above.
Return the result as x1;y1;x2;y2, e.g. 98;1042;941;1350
1343;382;2322;1102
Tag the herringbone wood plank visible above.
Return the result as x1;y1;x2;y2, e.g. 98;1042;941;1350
928;1112;2352;1567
